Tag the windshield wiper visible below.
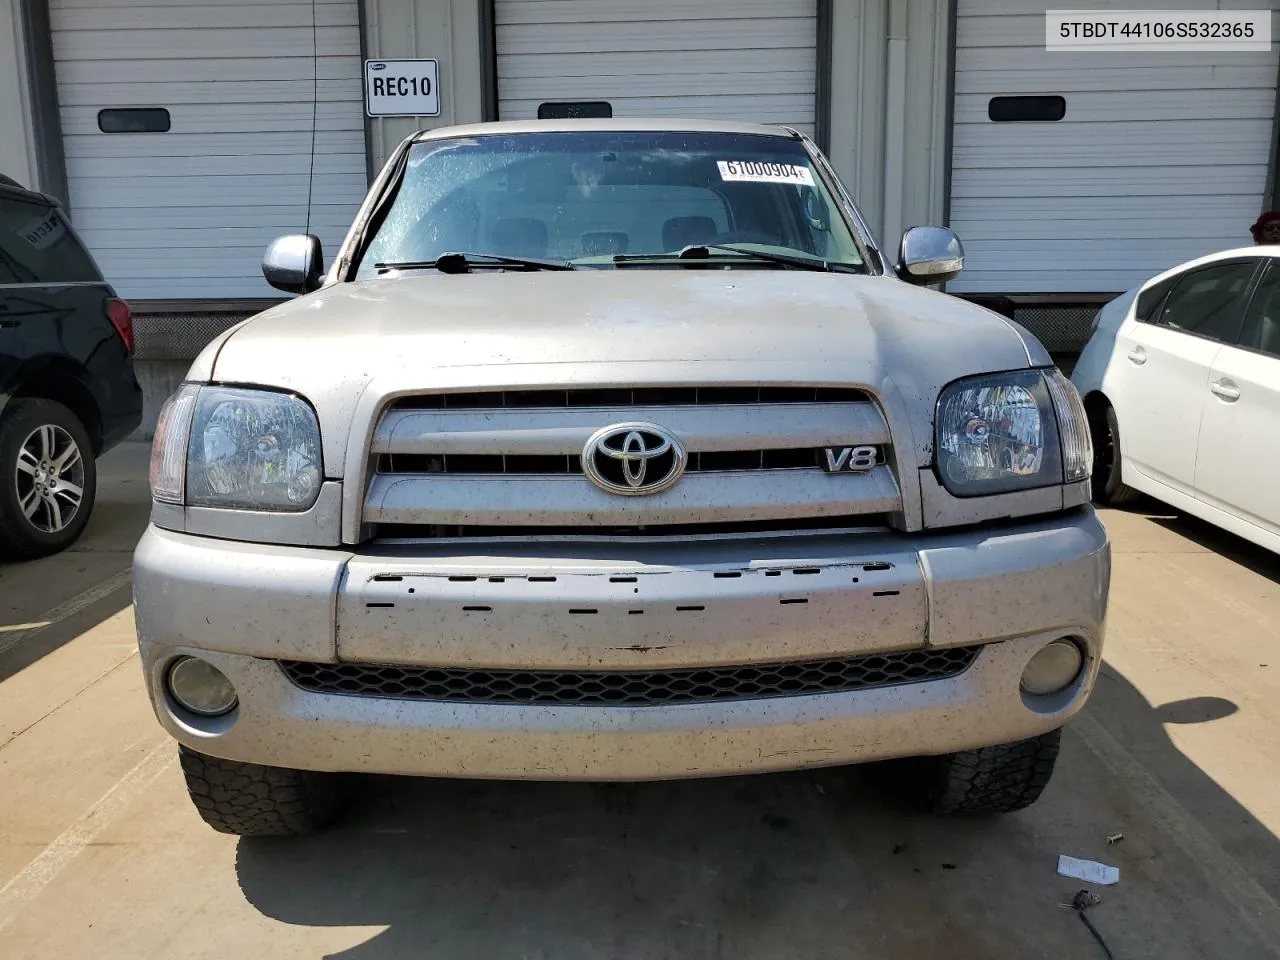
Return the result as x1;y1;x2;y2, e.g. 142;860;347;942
375;252;575;274
613;244;858;273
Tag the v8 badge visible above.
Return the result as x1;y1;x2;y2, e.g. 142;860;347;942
821;445;879;473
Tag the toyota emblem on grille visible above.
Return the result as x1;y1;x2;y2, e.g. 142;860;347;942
582;422;687;495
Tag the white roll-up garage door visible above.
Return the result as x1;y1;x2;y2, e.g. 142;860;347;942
50;0;368;300
949;0;1280;294
496;0;818;136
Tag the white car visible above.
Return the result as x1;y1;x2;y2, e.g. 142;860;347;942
1072;247;1280;553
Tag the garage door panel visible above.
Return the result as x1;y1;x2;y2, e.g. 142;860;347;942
500;21;815;56
496;0;816;130
959;0;1275;14
957;165;1265;195
496;0;815;25
55;55;361;86
962;238;1244;264
66;174;366;207
957;8;1278;48
502;94;815;123
52;0;367;300
953;120;1272;165
955;60;1276;92
955;89;1274;123
56;0;326;7
58;103;363;136
506;70;816;99
53;26;358;60
500;50;814;81
954;216;1265;243
949;0;1279;294
51;2;356;31
63;131;363;160
71;206;356;232
951;196;1265;224
56;78;363;107
65;153;366;180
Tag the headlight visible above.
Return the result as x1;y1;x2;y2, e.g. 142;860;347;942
935;369;1090;496
149;385;323;511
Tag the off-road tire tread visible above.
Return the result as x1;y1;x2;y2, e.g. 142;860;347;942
178;746;346;836
0;399;97;560
1094;404;1140;506
928;729;1062;815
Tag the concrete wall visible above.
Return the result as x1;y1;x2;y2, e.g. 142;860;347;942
0;0;36;187
363;0;486;172
827;0;951;257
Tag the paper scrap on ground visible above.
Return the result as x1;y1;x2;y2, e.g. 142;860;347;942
1058;855;1120;885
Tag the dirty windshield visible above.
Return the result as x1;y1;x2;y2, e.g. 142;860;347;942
355;131;866;276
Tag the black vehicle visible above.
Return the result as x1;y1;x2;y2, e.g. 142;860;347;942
0;175;142;559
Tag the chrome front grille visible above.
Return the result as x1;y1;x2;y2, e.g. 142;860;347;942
362;385;902;532
279;646;982;706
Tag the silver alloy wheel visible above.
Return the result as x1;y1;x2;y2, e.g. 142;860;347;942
14;424;85;534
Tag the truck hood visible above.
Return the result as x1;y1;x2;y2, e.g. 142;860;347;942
203;270;1037;474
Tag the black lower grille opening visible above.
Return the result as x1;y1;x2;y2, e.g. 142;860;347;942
279;645;983;707
380;448;835;475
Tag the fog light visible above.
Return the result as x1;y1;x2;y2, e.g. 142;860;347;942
167;657;238;716
1020;640;1083;696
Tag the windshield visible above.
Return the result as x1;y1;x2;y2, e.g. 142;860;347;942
355;131;866;276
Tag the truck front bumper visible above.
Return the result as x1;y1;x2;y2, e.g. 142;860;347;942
133;508;1110;780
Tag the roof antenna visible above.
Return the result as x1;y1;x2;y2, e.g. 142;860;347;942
304;0;319;237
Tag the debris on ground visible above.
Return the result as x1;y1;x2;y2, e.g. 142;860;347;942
1058;854;1120;885
940;863;957;870
1105;833;1125;846
1068;888;1115;959
1072;889;1104;910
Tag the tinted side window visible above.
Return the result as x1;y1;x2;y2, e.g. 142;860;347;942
1239;261;1280;359
1153;260;1257;342
1135;276;1176;321
0;195;100;284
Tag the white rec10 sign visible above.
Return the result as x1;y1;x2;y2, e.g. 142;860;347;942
364;59;440;117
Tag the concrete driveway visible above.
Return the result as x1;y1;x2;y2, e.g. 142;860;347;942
1;442;1278;959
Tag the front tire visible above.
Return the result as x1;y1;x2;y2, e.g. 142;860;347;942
920;729;1062;815
1089;401;1140;506
178;746;349;836
0;399;97;560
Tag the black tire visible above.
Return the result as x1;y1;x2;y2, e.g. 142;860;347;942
178;746;349;836
1089;401;1140;506
0;399;97;561
920;729;1062;815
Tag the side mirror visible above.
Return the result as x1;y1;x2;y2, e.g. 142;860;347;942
263;234;324;295
897;226;964;285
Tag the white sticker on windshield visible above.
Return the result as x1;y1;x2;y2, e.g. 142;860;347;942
717;160;814;186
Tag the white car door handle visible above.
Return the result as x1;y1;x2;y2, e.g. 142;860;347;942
1210;380;1240;402
1127;347;1147;366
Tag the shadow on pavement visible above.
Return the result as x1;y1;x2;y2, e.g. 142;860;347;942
235;667;1280;960
0;442;146;682
1152;512;1280;586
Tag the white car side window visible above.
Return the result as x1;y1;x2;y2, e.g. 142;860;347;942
1152;260;1259;343
1240;261;1280;359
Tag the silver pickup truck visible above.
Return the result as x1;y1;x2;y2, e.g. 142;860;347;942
134;119;1110;836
